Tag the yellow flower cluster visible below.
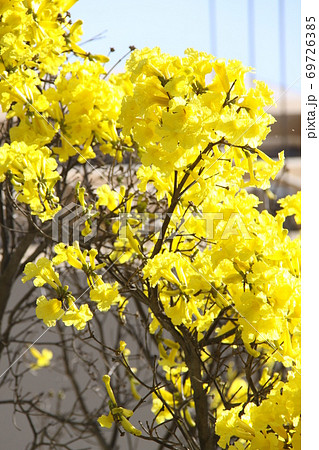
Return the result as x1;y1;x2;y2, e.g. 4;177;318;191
216;371;300;449
23;242;125;329
46;63;132;162
0;0;82;77
0;0;133;194
22;255;93;329
0;141;60;221
0;0;83;144
120;47;276;175
118;47;300;447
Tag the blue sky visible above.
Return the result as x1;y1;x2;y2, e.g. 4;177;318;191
71;0;301;93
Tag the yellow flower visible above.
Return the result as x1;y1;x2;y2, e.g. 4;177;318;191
62;300;93;330
98;412;114;428
151;388;174;424
35;296;64;327
53;242;86;269
53;242;105;286
277;191;301;225
95;184;120;210
90;282;124;312
98;375;142;436
29;347;53;370
22;258;62;290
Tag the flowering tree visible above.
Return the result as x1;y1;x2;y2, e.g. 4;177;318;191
0;1;300;449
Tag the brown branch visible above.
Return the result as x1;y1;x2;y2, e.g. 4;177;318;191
0;228;37;333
